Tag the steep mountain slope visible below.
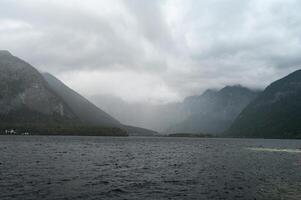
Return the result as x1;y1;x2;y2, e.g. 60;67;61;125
227;70;301;138
0;50;76;124
42;73;158;135
0;51;128;136
167;86;259;134
42;73;122;127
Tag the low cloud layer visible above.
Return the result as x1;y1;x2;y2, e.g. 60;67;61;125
1;0;301;103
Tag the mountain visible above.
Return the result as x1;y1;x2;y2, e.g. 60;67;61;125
227;70;301;139
91;86;259;134
0;50;76;124
167;85;259;134
0;50;127;136
42;73;121;127
42;73;158;136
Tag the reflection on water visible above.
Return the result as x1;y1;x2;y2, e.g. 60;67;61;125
0;136;301;200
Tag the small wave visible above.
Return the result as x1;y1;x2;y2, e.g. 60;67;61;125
247;147;301;153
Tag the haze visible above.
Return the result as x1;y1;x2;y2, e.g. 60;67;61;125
1;0;301;104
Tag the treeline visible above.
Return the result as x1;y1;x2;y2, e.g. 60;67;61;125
168;133;214;138
0;123;128;136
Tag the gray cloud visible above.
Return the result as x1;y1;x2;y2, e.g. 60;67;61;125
1;0;301;103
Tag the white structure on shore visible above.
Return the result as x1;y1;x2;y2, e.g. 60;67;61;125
4;129;16;135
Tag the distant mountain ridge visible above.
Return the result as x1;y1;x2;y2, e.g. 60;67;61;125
91;85;259;134
167;85;260;134
227;69;301;138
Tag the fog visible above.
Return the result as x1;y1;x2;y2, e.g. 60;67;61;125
1;0;301;104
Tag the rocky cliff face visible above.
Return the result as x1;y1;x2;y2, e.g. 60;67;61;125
0;50;75;123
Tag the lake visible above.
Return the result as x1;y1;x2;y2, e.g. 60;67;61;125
0;136;300;200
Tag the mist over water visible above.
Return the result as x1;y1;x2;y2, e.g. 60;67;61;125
89;94;188;132
1;136;300;200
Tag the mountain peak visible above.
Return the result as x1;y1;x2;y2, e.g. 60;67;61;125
219;85;260;97
220;84;245;92
202;89;218;96
0;50;12;56
227;69;301;138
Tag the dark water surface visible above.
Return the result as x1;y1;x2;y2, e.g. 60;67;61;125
0;136;301;200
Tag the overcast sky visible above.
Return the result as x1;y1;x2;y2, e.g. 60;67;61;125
1;0;301;104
